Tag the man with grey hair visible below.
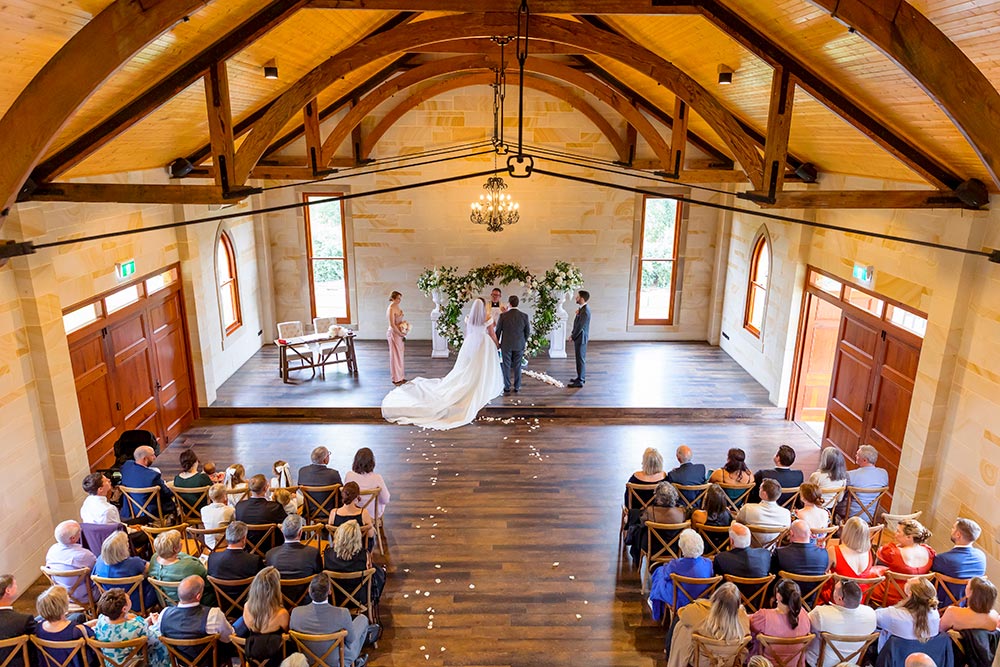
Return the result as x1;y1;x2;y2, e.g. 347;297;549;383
119;444;175;519
845;444;889;518
297;446;343;488
290;572;375;667
932;517;987;604
207;521;263;580
45;520;96;602
266;514;322;580
666;445;707;503
712;522;770;581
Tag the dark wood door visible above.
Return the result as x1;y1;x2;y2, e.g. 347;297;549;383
149;291;194;442
822;314;880;462
866;330;920;489
70;331;119;470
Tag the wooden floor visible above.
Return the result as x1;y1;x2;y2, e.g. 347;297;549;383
210;341;774;411
151;417;820;667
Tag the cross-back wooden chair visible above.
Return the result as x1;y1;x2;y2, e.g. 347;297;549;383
816;631;880;667
880;512;921;546
86;636;148;667
779;487;801;510
724;574;775;612
231;635;287;667
147;577;181;608
206;576;255;621
91;573;150;616
226;485;250;505
718;483;755;514
187;527;228;558
818;487;846;513
875;571;936;608
747;524;788;552
140;524;189;551
842;486;889;525
780;525;839;549
756;632;816;667
287;630;347;667
299;524;325;552
672;483;710;512
778;571;832;612
40;566;95;618
935;572;971;609
119;485;170;525
0;636;30;667
167;484;212;525
695;523;732;558
643;521;691;578
299;485;341;525
665;574;722;626
832;573;885;605
160;634;218;667
867;525;884;560
619;482;659;549
325;569;377;623
243;524;280;557
279;575;316;609
691;633;751;667
355;488;385;553
30;635;90;667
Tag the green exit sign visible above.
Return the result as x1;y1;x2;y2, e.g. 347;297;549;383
852;262;875;288
116;259;136;280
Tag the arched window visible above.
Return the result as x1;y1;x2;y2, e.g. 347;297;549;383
217;232;242;335
744;233;770;337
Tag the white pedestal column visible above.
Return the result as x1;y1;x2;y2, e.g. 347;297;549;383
430;288;450;358
548;290;570;358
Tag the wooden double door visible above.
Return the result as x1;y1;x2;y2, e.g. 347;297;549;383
69;280;195;470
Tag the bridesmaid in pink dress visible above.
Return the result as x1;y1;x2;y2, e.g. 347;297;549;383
386;291;406;385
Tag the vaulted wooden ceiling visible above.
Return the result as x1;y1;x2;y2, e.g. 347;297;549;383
3;0;1000;216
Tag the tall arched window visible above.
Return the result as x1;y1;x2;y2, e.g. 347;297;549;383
217;232;242;335
744;233;770;337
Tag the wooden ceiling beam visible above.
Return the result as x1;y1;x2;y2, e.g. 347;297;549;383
808;0;1000;190
303;99;324;173
30;0;308;185
747;189;974;209
0;0;207;220
669;98;688;176
24;183;255;205
411;38;591;55
204;62;237;192
309;0;700;12
761;67;795;200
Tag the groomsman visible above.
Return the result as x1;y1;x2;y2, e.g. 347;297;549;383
568;290;590;388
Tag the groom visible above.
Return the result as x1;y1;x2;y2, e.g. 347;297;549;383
495;295;530;394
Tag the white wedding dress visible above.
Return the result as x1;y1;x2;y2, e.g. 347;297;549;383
381;299;504;430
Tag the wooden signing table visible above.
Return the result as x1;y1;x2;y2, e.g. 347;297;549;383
276;331;358;383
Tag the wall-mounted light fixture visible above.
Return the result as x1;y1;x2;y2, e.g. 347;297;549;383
263;59;279;80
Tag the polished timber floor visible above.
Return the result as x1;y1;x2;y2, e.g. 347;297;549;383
154;417;821;667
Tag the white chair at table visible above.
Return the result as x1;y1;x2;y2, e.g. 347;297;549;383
276;320;317;378
312;317;350;379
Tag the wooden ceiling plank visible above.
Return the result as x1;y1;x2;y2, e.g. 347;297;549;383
411;38;590;55
750;189;973;209
762;67;795;199
25;183;245;205
808;0;1000;189
30;0;308;185
204;62;237;192
308;0;701;12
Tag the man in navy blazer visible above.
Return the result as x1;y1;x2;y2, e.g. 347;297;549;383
772;520;830;576
931;518;987;604
713;523;771;580
751;445;803;504
119;446;175;519
666;445;707;503
0;575;35;667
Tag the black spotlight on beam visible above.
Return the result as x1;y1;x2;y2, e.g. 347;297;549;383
168;158;195;179
989;249;1000;264
793;162;819;183
955;178;989;210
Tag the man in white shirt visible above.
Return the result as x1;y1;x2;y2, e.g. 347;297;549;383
81;473;120;524
806;579;877;666
45;520;97;603
736;478;791;545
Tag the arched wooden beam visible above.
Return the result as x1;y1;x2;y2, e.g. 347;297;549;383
358;73;630;162
809;0;1000;189
0;0;207;219
232;13;764;189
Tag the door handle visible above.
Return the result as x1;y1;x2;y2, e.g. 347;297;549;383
115;402;121;411
155;380;162;391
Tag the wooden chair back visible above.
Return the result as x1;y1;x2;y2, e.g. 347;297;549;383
91;573;149;616
667;574;722;623
746;524;788;552
140;524;189;550
0;636;30;667
231;635;286;667
147;577;181;608
299;524;325;552
718;483;755;513
818;487;846;512
85;636;148;667
695;523;732;558
644;521;691;576
355;488;384;553
620;482;659;547
816;631;880;667
167;484;212;525
325;569;377;623
672;483;710;512
778;571;832;611
187;527;228;557
299;485;341;524
243;524;280;557
877;571;936;608
287;630;347;667
935;572;971;609
880;511;921;534
691;633;750;667
206;576;255;620
119;485;167;524
779;487;801;510
160;634;218;667
226;485;250;505
40;566;95;617
832;573;885;605
842;486;889;524
867;525;884;560
279;575;316;608
723;573;775;612
30;635;89;667
756;632;816;667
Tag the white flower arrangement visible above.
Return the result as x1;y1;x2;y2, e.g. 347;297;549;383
399;321;411;337
523;370;565;388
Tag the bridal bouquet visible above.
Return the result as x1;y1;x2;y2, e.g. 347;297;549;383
399;321;411;338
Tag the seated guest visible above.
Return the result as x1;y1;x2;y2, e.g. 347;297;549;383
713;523;771;581
344;448;390;518
45;520;96;604
290;573;371;667
751;445;803;504
297;447;344;488
149;530;210;605
771;520;829;576
269;460;295;491
92;531;157;611
90;588;168;667
203;462;225;485
821;516;880;604
931;518;987;605
666;582;749;667
845;445;889;518
939;577;999;632
691;483;734;551
736;479;791;546
272;489;298;516
155;575;234;656
235;475;287;551
81;473;121;525
207;521;264;581
625;447;668;508
905;655;937;667
265;515;321;605
329;483;374;544
749;578;811;660
119;446;175;520
224;464;248;507
792;483;830;535
269;461;301;514
173;449;213;512
666;445;707;501
323;522;384;607
873;519;935;606
34;586;92;667
0;575;36;667
649;529;714;623
238;568;289;667
874;577;939;652
709;448;755;502
200;484;236;550
808;447;848;509
629;481;687;568
805;580;877;667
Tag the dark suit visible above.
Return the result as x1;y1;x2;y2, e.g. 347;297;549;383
296;464;343;489
207;548;264;581
495;307;530;392
771;542;830;576
0;608;36;667
234;498;287;550
571;303;591;382
119;460;175;519
265;543;322;579
751;467;804;504
713;547;772;579
932;545;987;604
667;463;708;503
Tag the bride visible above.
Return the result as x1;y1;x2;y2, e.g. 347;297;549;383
381;297;503;430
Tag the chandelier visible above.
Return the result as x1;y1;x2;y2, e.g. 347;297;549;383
470;175;519;233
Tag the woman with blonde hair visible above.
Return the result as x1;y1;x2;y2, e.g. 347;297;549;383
667;582;750;667
200;483;235;548
624;447;668;540
872;518;935;606
323;522;385;605
874;577;939;651
240;567;289;667
820;517;878;604
148;529;210;604
34;586;92;667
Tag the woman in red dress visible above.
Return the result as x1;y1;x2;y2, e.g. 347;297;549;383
871;519;935;606
820;517;882;604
